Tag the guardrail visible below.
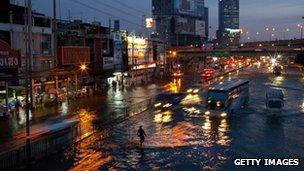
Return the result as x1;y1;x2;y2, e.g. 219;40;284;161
0;97;155;170
0;122;78;170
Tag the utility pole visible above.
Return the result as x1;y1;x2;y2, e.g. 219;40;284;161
26;0;32;165
53;0;57;68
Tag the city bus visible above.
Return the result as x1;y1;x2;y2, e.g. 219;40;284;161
205;79;249;117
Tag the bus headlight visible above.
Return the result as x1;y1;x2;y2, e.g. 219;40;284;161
187;89;193;93
193;89;199;94
220;112;227;117
163;103;172;108
154;103;162;107
216;101;221;107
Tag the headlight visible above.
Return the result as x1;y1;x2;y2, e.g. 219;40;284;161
154;103;162;107
193;89;199;93
220;112;227;117
216;101;221;107
163;103;172;108
187;89;193;93
205;111;210;115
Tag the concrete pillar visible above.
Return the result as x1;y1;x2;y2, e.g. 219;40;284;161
75;74;78;93
66;77;70;102
5;82;9;112
55;76;58;89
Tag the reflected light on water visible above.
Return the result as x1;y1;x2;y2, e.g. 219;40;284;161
164;78;181;93
273;76;284;85
154;110;173;123
60;101;69;116
217;119;230;146
202;116;211;130
202;115;212;147
181;94;201;105
301;100;304;112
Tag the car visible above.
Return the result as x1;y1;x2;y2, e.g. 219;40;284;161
172;70;183;77
201;68;213;78
154;92;184;110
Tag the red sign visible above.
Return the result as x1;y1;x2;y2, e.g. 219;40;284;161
0;40;21;69
58;46;90;65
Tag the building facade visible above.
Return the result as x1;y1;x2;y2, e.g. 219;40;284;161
217;0;240;47
152;0;207;47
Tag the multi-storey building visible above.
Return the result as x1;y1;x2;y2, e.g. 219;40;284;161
216;0;240;46
152;0;207;47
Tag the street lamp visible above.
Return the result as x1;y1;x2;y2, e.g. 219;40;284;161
172;51;177;57
298;24;303;39
255;32;259;42
284;28;289;40
80;64;87;71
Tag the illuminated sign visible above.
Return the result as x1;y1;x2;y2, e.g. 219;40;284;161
58;46;90;65
225;28;242;34
145;18;154;28
0;40;20;69
127;36;148;65
132;63;156;70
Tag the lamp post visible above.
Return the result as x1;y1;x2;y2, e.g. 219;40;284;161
25;0;32;165
284;28;289;40
298;24;303;39
266;27;271;42
255;32;259;42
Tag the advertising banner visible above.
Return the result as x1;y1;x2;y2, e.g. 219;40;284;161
174;0;203;17
0;40;21;69
58;46;90;65
195;20;205;36
175;17;195;35
127;36;148;65
113;33;123;67
103;57;114;70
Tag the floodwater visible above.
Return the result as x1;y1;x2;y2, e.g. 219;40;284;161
34;66;304;170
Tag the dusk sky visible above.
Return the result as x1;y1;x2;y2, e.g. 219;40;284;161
16;0;304;41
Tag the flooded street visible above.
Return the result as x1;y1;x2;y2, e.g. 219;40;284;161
33;66;304;170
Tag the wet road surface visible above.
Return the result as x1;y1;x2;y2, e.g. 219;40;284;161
33;66;304;170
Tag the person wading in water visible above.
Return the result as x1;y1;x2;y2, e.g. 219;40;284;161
137;126;147;146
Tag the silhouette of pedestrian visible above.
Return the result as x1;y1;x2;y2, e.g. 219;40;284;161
137;126;146;146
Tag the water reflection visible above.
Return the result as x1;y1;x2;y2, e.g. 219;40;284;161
180;94;201;105
154;110;173;123
273;76;284;85
217;118;230;146
202;116;231;147
164;78;181;93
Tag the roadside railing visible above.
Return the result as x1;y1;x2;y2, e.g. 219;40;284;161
0;97;155;170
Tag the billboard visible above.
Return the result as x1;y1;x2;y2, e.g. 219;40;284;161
58;46;90;65
0;40;20;69
103;57;114;70
127;36;148;65
174;0;203;17
114;20;120;31
113;33;123;66
175;17;195;35
195;20;205;36
145;18;154;28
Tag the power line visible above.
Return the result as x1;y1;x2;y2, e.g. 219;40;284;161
68;0;147;30
109;0;149;15
91;0;142;19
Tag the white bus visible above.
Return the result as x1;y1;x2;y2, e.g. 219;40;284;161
205;79;249;117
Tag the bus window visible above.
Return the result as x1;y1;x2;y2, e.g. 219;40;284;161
268;100;283;109
207;91;228;110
